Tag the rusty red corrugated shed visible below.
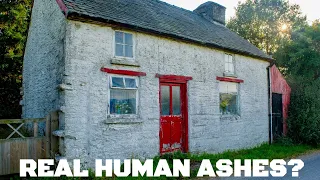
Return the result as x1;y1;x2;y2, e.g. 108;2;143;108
271;65;291;135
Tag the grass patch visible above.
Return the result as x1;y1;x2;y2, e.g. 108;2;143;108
10;142;318;179
189;142;314;161
155;142;316;178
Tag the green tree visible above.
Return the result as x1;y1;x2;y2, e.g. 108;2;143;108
227;0;307;55
275;22;320;146
275;21;320;81
0;0;32;118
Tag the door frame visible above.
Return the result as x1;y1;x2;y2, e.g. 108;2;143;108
272;93;284;139
156;74;192;153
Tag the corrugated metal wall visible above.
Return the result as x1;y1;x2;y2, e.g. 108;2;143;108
271;65;291;135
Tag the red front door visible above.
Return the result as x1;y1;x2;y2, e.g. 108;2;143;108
159;83;187;153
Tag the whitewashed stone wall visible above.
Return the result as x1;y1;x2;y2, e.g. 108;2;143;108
61;20;270;168
22;0;66;119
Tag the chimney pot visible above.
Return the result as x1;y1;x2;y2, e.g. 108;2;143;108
194;1;226;25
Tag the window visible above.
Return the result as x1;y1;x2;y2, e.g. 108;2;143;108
115;31;134;58
109;76;138;115
219;82;239;115
224;54;235;75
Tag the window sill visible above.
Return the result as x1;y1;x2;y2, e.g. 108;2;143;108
106;114;142;125
111;58;140;67
108;114;138;119
223;72;238;78
105;121;143;125
220;114;241;121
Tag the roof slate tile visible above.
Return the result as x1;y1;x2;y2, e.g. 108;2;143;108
61;0;272;61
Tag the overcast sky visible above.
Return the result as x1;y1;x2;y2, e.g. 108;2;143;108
161;0;319;24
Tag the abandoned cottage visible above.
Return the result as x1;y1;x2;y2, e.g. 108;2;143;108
22;0;280;167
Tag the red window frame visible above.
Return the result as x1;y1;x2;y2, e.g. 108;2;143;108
216;76;244;83
101;68;146;76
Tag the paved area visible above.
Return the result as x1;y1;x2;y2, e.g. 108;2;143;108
215;151;320;180
285;151;320;180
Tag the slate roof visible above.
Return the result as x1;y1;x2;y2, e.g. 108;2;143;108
60;0;273;61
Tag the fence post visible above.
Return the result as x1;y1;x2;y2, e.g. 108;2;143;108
33;122;38;137
45;114;51;158
50;111;59;158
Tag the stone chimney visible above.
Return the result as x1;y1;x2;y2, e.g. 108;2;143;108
194;1;226;25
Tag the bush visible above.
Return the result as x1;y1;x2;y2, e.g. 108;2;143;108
274;136;295;146
287;80;320;146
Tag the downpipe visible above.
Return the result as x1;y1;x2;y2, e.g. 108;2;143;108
267;66;273;144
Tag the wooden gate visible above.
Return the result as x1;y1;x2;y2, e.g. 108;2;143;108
0;111;59;176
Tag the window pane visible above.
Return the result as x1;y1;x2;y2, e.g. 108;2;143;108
125;33;133;45
172;86;181;115
116;44;124;56
228;83;237;93
219;82;228;93
125;45;133;58
125;78;137;88
229;63;234;74
220;93;238;115
110;89;136;114
115;32;123;43
225;54;235;74
161;86;170;115
225;62;229;72
112;77;125;88
220;82;237;93
229;55;233;63
220;82;238;115
225;54;230;63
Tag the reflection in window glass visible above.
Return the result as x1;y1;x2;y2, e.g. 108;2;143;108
125;33;133;45
219;82;238;115
115;31;123;43
125;78;137;88
115;31;134;58
116;44;123;56
125;45;133;58
161;86;170;115
172;86;181;115
110;89;136;114
112;77;125;88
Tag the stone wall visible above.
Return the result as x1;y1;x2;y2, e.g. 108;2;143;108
61;20;270;168
22;0;66;119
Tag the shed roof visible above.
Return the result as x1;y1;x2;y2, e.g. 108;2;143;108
58;0;273;62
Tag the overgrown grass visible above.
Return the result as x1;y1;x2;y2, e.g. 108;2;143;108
154;142;316;178
189;142;314;162
10;142;318;180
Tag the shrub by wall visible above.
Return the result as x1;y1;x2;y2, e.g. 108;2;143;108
287;80;320;146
